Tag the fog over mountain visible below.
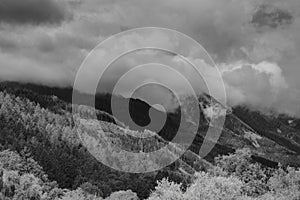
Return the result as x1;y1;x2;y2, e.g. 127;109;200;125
0;0;300;116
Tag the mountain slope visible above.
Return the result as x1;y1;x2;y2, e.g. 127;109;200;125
0;81;300;168
0;82;210;198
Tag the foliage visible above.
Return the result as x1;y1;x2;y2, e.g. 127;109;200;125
148;173;243;200
58;189;103;200
0;168;65;200
0;86;300;199
0;91;188;199
147;149;300;200
214;148;271;196
148;178;184;200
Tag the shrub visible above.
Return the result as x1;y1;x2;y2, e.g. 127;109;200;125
148;172;243;200
185;172;243;200
215;148;270;196
106;190;139;200
148;178;184;200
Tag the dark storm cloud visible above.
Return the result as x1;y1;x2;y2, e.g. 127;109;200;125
252;4;293;29
0;0;67;24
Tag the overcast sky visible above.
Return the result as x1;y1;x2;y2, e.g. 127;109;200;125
0;0;300;116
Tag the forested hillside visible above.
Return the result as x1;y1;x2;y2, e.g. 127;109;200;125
0;85;299;199
0;90;194;199
0;144;299;199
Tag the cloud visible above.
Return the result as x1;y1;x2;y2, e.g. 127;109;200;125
251;3;293;28
221;62;289;112
0;0;68;24
0;0;300;116
0;49;73;86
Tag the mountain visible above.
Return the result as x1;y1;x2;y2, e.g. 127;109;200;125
0;82;207;199
232;106;300;166
0;81;299;169
181;94;300;167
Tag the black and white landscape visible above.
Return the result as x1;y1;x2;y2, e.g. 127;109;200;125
0;0;300;199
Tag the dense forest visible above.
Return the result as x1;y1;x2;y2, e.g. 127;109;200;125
0;89;189;199
1;144;300;199
0;87;299;199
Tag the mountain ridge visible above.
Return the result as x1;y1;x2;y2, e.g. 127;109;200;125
0;81;299;168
